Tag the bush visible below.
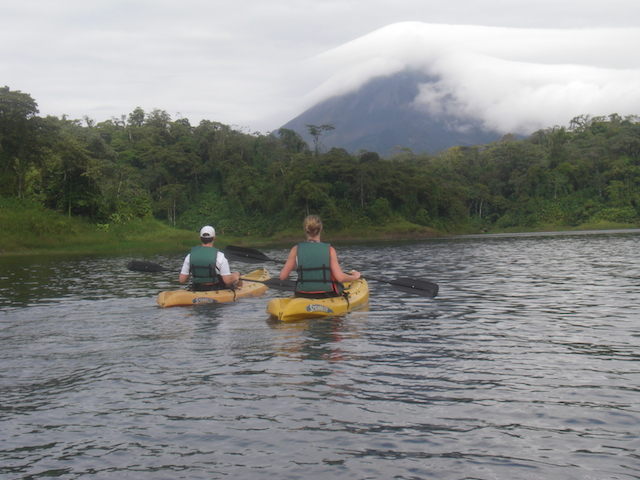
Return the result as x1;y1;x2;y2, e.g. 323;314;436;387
368;198;394;226
0;197;80;236
414;208;431;226
590;207;638;224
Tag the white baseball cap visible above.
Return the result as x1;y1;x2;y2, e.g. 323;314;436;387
199;225;215;238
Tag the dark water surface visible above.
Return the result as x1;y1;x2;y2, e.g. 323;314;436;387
1;230;639;479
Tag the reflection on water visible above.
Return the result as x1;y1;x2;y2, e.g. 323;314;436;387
1;230;640;479
0;253;179;308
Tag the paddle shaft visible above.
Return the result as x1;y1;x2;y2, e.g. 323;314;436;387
223;245;439;297
127;260;296;291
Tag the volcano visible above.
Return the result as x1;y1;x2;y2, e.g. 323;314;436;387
280;70;504;156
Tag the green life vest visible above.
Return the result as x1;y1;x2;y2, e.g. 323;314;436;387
295;241;341;294
189;246;223;286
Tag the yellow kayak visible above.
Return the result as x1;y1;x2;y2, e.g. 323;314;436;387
157;268;270;308
266;278;369;322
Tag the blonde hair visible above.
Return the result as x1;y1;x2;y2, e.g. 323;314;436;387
303;215;323;237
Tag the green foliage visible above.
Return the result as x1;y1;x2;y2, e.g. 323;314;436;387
590;206;638;224
414;208;431;226
2;86;640;240
368;197;394;226
0;196;193;254
0;87;42;199
0;196;78;238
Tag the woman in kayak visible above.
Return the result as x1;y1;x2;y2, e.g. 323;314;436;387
279;215;361;297
179;225;243;291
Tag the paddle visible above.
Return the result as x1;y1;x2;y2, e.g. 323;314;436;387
223;245;439;298
223;245;274;264
126;260;296;291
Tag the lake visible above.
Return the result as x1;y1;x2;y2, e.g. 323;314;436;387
1;230;639;479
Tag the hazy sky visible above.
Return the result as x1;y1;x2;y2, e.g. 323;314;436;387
2;0;639;134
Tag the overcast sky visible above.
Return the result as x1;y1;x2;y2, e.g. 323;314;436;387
2;0;639;135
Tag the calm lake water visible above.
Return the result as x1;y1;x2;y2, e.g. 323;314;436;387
1;230;639;479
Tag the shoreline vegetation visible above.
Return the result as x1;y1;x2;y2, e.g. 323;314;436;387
3;87;640;257
1;203;637;258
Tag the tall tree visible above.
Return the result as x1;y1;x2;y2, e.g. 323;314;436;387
306;124;335;157
278;128;309;156
0;86;41;198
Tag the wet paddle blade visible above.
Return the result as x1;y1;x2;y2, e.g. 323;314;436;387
387;277;439;297
224;245;276;264
365;275;438;297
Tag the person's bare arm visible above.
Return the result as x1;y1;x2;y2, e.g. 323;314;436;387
329;247;360;282
221;271;242;287
179;256;190;283
279;246;298;280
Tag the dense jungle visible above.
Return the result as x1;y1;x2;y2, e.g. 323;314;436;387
1;85;640;253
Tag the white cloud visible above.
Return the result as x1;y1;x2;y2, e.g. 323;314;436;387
297;22;640;134
2;2;640;133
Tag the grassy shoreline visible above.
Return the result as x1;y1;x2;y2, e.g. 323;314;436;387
1;204;638;257
0;219;445;257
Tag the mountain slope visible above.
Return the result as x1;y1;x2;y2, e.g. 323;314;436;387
280;70;504;156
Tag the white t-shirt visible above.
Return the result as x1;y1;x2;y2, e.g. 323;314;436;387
180;250;232;277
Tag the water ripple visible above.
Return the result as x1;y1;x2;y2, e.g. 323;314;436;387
1;231;640;478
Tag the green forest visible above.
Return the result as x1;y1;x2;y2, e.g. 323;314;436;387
2;85;640;252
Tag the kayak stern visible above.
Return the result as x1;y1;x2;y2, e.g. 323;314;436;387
266;278;369;322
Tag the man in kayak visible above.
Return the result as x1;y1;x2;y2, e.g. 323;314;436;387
179;226;243;291
279;215;361;297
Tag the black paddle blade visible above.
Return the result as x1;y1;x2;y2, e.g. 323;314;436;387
127;260;167;273
387;277;439;298
262;277;297;291
224;245;275;264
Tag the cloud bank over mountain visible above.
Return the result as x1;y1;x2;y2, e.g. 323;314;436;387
281;70;505;155
292;22;640;135
3;0;640;134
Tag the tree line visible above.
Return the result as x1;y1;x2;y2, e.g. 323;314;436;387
2;86;640;236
